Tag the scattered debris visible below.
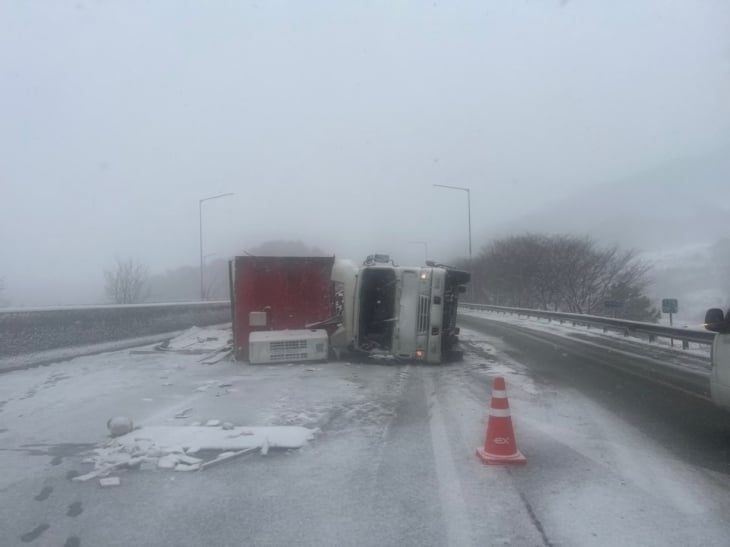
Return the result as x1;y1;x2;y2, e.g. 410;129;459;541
205;419;222;427
154;327;233;356
218;382;233;388
123;425;313;451
107;417;134;437
200;448;256;470
174;408;193;419
99;477;121;487
157;455;179;469
175;463;201;472
226;429;254;438
177;454;203;465
72;471;101;483
78;425;315;478
200;349;234;365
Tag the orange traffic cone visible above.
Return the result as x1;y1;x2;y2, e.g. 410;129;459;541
477;376;526;465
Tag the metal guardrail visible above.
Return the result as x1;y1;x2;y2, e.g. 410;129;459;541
459;303;715;349
0;300;231;358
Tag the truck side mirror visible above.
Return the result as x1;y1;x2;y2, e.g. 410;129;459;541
704;308;727;332
458;286;467;294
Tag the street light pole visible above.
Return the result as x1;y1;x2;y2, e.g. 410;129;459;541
199;192;234;301
433;184;473;298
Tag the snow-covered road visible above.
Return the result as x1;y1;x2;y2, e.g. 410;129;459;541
1;324;729;546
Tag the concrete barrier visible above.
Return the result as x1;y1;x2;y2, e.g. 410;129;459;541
0;301;231;358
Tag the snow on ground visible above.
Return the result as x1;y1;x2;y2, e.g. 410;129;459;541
77;425;314;480
0;325;392;490
156;325;232;353
461;308;712;360
2;323;730;546
433;331;730;546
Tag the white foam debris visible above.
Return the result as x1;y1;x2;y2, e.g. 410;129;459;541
176;454;203;465
157;455;179;469
205;419;222;427
162;326;233;353
79;425;314;475
107;416;134;437
174;408;193;419
73;471;101;482
99;477;121;487
200;448;256;470
175;463;201;472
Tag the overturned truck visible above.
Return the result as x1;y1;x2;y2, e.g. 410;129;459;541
229;254;470;364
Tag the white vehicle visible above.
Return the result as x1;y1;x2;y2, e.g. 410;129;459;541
332;255;470;363
704;307;730;408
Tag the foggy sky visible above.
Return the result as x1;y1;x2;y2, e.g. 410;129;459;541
2;1;729;305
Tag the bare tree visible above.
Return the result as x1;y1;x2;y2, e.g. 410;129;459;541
104;258;149;304
474;234;659;321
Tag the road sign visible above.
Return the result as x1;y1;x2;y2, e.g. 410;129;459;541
662;299;678;314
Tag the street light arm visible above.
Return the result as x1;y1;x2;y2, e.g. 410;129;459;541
433;184;470;193
432;183;474;299
200;192;235;204
199;192;235;301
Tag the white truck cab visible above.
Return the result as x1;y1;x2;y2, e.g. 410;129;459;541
704;307;730;408
331;255;470;363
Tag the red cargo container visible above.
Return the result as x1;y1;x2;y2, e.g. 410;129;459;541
228;256;336;361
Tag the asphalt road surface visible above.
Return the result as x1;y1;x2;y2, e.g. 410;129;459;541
1;320;729;547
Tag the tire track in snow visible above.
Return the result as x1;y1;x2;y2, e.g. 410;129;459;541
365;365;412;483
424;373;473;547
515;488;553;547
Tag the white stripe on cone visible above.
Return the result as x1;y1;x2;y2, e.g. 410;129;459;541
491;390;507;398
489;408;512;417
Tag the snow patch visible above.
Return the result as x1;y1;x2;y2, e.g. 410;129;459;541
77;425;315;479
160;326;232;353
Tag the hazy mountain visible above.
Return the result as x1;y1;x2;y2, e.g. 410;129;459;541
492;146;730;252
486;147;730;323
